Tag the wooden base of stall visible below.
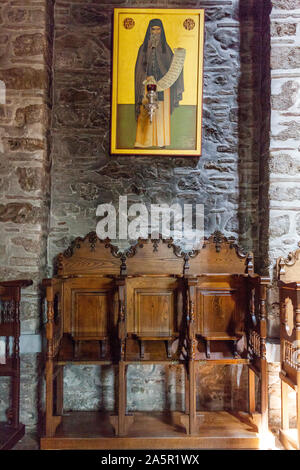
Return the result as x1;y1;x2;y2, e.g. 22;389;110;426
40;411;261;450
0;423;25;450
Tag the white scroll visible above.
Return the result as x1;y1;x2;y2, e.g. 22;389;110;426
156;47;186;91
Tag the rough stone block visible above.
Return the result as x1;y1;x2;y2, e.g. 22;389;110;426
4;138;44;152
269;214;290;237
0;68;46;90
272;80;299;110
270;184;300;201
271;22;297;37
273;120;300;140
270;153;300;174
214;29;240;51
7;8;28;24
11;237;41;253
272;0;300;9
70;5;109;26
271;47;300;69
13;33;44;57
15;104;44;128
0;203;42;224
16;167;44;192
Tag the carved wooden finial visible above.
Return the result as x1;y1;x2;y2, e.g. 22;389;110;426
279;257;286;277
88;232;98;251
213;230;223;253
247;252;254;274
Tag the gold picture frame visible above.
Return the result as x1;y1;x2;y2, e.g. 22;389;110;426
111;8;205;156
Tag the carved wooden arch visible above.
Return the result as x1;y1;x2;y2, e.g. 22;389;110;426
276;242;300;283
186;230;254;275
56;231;122;277
124;234;187;276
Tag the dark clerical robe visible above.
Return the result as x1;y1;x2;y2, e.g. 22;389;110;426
134;22;184;148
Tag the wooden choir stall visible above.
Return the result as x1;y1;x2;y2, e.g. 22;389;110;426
0;279;33;450
40;231;269;450
277;245;300;450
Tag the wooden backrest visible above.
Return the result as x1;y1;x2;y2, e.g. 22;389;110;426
52;233;121;341
125;237;184;337
125;237;185;276
49;232;256;343
56;232;121;277
62;277;117;339
186;232;253;338
187;231;253;275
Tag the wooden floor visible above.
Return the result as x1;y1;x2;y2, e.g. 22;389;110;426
40;411;260;450
0;423;25;450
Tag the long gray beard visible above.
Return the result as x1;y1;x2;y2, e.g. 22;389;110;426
150;32;160;48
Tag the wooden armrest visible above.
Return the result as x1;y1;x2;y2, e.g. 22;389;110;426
0;279;33;288
134;333;178;341
73;335;109;341
200;332;241;341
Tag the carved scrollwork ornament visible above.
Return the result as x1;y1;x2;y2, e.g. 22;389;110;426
88;232;98;251
277;244;300;278
62;234;89;258
152;239;160;252
56;253;64;272
63;245;73;258
213;230;223;252
125;245;137;258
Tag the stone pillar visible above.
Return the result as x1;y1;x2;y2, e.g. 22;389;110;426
267;0;300;430
0;0;54;429
269;0;300;330
238;1;271;260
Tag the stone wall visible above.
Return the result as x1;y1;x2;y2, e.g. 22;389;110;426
268;0;300;337
0;0;54;428
265;0;300;428
0;0;291;434
50;0;245;258
50;0;268;417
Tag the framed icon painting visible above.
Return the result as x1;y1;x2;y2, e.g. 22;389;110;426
111;8;205;156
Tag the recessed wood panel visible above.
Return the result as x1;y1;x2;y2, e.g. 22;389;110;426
126;277;179;336
196;289;237;336
72;290;111;340
63;277;115;334
135;290;174;336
